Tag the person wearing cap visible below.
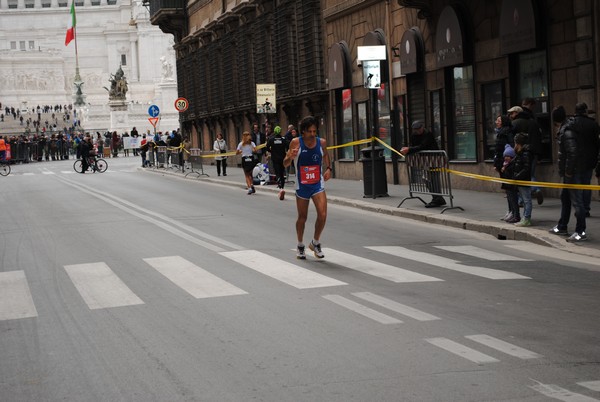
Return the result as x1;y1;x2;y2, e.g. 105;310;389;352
265;125;289;200
500;144;520;223
400;120;446;207
511;98;544;205
512;132;533;227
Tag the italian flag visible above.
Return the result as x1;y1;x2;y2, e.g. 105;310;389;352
65;1;76;46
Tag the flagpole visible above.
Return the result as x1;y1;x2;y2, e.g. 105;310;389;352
73;5;81;84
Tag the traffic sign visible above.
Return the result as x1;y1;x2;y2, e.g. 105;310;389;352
148;117;159;128
148;105;160;117
174;97;189;112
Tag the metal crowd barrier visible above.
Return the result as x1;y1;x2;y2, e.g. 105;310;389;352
168;147;183;172
185;148;209;177
397;150;463;213
155;146;167;168
147;145;156;166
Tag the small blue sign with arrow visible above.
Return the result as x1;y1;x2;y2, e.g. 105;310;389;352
148;105;160;117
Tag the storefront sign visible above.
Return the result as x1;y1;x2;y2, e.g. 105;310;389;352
435;5;465;68
399;27;424;75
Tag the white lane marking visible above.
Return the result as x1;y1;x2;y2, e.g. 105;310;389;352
322;295;402;324
23;172;35;176
56;175;244;252
41;171;55;175
465;334;542;359
0;271;38;321
221;250;346;289
144;256;247;298
426;337;499;364
61;171;75;174
323;248;443;283
530;382;600;402
578;381;600;392
64;262;144;310
352;292;440;321
435;245;532;261
368;246;530;280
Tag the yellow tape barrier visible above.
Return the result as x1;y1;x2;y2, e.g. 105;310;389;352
175;135;600;190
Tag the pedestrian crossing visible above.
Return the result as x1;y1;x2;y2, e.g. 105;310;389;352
0;243;533;321
3;244;599;398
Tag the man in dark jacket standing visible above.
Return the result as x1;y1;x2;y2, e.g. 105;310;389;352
570;102;600;217
400;120;446;208
549;103;600;242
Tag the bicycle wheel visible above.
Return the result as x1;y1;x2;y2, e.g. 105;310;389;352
0;163;10;176
73;159;84;173
95;158;108;173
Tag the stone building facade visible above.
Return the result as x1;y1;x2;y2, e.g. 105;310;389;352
150;0;599;194
0;0;179;133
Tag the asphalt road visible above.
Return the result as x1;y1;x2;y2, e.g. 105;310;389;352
1;157;599;402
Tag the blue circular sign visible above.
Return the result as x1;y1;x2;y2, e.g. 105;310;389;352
148;105;160;117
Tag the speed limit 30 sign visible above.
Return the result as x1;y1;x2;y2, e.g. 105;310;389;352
174;97;189;112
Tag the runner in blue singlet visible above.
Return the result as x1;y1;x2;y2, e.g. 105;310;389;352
283;116;332;260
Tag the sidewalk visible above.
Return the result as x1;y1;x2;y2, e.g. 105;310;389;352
145;164;600;259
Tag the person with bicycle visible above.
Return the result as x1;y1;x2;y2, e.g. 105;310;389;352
79;135;92;173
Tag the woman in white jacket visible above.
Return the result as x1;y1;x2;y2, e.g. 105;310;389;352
213;132;228;176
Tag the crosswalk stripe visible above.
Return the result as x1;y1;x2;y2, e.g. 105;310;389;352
464;334;542;359
530;382;600;402
0;271;38;321
143;256;247;298
221;250;347;289
435;245;531;261
64;262;144;310
322;295;402;324
367;246;530;280
352;292;440;321
578;381;600;392
426;337;499;363
41;171;55;175
323;248;443;283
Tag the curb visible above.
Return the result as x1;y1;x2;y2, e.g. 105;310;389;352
140;167;600;259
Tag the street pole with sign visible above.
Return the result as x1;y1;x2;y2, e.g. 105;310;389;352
357;45;388;199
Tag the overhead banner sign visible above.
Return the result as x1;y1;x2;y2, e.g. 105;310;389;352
256;84;276;114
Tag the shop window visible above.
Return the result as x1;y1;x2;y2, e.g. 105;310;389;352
337;89;354;160
449;65;476;160
429;89;444;150
482;81;505;161
357;102;368;142
514;50;552;162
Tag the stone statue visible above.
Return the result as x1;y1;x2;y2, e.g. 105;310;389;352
160;56;173;81
104;66;128;100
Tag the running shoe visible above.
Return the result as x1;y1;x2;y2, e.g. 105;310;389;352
566;232;587;243
296;245;306;260
514;218;531;227
549;225;568;236
309;241;324;259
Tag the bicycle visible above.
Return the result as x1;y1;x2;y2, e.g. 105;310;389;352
0;160;10;176
73;156;108;174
